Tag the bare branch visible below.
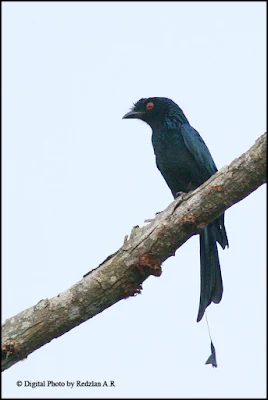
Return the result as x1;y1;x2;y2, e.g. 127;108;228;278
2;133;266;372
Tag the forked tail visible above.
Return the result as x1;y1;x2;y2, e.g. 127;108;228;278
197;222;224;322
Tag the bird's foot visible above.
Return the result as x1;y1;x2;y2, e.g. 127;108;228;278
175;191;185;198
175;190;195;200
175;191;191;201
173;190;195;212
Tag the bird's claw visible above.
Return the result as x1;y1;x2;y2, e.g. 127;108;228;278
175;191;186;198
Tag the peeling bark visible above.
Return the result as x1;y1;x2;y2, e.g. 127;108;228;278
2;133;266;372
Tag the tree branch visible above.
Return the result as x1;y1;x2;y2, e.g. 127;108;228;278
2;133;266;372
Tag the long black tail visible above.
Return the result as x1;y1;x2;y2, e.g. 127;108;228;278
197;214;228;322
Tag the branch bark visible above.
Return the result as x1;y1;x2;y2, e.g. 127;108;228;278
2;133;266;372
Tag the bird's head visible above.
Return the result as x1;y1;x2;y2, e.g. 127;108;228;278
122;97;188;128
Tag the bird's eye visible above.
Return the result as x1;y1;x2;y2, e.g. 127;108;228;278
146;102;154;110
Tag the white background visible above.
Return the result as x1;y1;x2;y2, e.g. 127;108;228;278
2;2;266;398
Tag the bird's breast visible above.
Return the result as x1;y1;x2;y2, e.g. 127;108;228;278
152;129;187;161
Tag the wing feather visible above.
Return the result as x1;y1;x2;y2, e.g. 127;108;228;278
180;124;217;180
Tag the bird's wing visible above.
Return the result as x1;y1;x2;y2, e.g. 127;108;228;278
180;124;218;179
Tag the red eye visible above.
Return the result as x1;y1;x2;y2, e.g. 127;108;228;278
146;102;154;110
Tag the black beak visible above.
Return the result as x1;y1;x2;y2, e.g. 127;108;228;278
122;110;144;119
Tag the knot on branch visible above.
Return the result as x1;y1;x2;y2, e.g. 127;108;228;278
130;254;162;277
181;215;198;231
122;283;143;299
2;339;25;362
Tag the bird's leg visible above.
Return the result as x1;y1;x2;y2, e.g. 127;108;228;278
146;185;196;223
173;187;196;212
175;191;186;198
175;183;196;200
175;191;193;202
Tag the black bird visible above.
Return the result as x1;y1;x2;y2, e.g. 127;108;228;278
123;97;228;322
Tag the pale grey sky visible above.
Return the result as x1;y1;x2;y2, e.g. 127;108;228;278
2;2;266;398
